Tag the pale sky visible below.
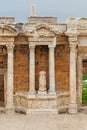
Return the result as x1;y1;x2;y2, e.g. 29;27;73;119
0;0;87;23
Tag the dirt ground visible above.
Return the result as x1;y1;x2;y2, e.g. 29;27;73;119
0;112;87;130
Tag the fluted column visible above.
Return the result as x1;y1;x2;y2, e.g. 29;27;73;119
69;43;77;114
6;44;14;111
48;44;56;93
29;44;36;93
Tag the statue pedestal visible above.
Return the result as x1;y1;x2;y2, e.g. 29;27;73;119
14;91;58;114
38;91;47;95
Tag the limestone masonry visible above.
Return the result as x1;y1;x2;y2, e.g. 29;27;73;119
0;14;87;114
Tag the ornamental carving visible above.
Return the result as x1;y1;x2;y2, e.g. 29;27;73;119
37;28;55;37
67;17;87;31
28;24;62;38
28;27;55;38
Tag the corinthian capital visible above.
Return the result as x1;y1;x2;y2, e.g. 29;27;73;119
6;44;15;53
29;44;36;50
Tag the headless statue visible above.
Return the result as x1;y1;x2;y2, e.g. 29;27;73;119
39;71;46;91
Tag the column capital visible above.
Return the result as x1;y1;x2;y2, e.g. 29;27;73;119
48;44;56;48
68;35;78;44
6;44;15;53
29;44;36;49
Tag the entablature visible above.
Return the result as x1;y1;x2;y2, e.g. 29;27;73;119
66;17;87;36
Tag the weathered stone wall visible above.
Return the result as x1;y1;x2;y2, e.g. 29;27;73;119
14;45;29;92
55;44;70;91
35;45;49;90
13;44;70;92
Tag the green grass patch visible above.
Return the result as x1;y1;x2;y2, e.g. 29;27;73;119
82;74;87;104
82;89;87;103
82;74;87;80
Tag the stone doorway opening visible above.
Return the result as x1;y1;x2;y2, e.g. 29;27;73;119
0;70;7;109
0;74;4;107
82;59;87;105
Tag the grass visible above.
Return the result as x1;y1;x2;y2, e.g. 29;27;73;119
82;74;87;104
82;74;87;80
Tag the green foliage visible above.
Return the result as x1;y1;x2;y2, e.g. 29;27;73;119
82;74;87;80
82;88;87;103
82;74;87;104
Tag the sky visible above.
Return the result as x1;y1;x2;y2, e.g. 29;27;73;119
0;0;87;23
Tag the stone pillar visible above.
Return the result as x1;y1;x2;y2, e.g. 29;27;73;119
48;44;56;93
6;44;14;112
29;44;36;93
69;43;77;114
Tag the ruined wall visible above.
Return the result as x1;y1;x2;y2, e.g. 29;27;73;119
55;44;70;91
14;44;29;92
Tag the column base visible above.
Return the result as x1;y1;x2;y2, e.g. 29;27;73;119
6;108;15;115
68;103;77;114
28;90;36;94
48;90;56;96
38;91;47;95
5;105;15;115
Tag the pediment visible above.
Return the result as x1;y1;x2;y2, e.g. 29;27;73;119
28;24;62;38
0;25;18;36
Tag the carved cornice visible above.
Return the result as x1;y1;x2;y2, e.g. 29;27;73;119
68;36;77;44
65;29;79;37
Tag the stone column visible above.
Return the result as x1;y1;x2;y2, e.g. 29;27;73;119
69;43;77;114
6;44;14;112
29;44;36;93
48;44;56;93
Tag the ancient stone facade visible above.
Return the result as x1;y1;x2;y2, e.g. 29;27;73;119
0;15;87;114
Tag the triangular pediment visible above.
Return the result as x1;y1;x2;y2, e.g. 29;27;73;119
29;24;62;38
0;25;18;36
